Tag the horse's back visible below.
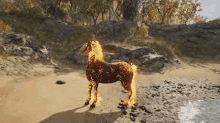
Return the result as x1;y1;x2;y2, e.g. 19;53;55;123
86;60;134;84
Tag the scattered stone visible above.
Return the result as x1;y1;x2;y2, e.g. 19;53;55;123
121;90;127;93
130;112;139;117
130;116;136;122
119;103;124;106
117;105;126;109
122;110;127;115
127;78;220;123
139;105;146;111
131;106;137;110
56;79;66;84
155;109;161;112
140;119;146;123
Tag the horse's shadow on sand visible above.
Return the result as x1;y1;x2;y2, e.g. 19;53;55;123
39;105;121;123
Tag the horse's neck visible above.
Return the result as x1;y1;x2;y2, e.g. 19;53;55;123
88;55;99;65
89;53;104;61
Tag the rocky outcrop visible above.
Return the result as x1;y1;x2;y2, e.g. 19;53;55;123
0;32;50;60
66;44;168;72
0;32;32;46
149;21;220;47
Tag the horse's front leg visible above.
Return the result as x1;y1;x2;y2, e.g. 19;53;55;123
90;82;99;109
84;81;93;105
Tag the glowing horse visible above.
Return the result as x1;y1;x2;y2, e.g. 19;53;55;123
79;36;137;108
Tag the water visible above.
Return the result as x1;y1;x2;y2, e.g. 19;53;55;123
178;99;220;123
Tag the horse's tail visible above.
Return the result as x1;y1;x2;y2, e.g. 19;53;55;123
129;64;137;105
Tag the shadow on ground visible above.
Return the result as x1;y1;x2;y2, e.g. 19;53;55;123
38;105;121;123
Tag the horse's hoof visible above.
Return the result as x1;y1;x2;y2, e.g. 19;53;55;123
90;103;96;109
84;101;89;105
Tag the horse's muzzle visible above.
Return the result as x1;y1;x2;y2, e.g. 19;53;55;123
79;43;87;56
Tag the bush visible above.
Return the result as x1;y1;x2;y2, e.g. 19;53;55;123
0;20;12;32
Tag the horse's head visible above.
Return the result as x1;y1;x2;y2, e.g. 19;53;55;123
79;35;104;61
79;35;96;55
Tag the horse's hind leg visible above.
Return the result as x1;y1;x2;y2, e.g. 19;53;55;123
125;86;132;106
121;80;132;107
84;81;92;105
90;82;99;109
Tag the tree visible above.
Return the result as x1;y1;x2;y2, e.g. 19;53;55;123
153;0;179;24
123;0;138;20
191;14;207;24
112;0;123;21
177;0;203;24
99;0;114;21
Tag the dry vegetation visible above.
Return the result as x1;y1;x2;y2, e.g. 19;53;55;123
0;0;218;63
0;20;12;32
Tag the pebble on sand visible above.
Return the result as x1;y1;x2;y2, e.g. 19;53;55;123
56;79;66;84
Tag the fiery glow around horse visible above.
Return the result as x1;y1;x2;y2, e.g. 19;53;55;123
128;64;137;106
88;40;104;62
81;36;138;108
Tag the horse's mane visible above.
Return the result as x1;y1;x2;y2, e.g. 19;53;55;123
88;40;105;63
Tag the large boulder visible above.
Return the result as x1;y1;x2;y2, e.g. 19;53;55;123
67;44;167;72
0;31;50;61
66;46;87;65
140;54;166;71
0;32;33;46
2;46;33;56
127;48;155;59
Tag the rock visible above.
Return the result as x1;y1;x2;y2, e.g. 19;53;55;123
141;54;165;64
187;37;207;45
155;109;161;112
0;32;33;46
104;52;115;61
117;105;126;109
56;79;66;84
118;103;124;106
131;106;137;110
140;119;146;123
117;55;130;62
3;46;33;56
128;48;155;59
131;59;141;66
23;47;34;56
139;105;151;113
212;69;220;74
122;110;127;115
130;116;136;122
66;46;87;65
39;46;48;55
0;36;4;45
104;45;131;55
130;112;139;117
71;43;167;72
